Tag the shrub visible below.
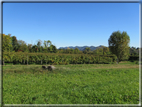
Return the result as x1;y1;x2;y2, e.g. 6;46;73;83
3;52;116;65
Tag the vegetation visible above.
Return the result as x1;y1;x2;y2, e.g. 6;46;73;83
1;31;140;66
1;31;140;57
2;30;140;104
3;61;139;104
108;31;130;63
2;52;117;65
129;47;139;56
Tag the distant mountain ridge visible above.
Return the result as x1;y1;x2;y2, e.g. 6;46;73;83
58;45;107;51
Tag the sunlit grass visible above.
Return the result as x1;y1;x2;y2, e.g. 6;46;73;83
3;61;139;104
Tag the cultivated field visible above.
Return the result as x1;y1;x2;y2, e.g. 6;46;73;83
3;61;139;104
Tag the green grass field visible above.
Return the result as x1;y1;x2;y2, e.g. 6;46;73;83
3;61;139;104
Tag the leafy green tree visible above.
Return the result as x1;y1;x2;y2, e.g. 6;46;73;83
129;46;139;56
47;40;52;48
93;48;103;55
83;47;90;54
43;40;52;53
28;44;32;52
47;46;52;53
70;49;74;54
43;40;48;52
50;44;57;53
32;45;38;52
74;48;79;54
97;47;103;55
108;31;130;63
43;40;47;49
40;46;44;53
17;40;28;52
36;39;42;52
11;36;19;52
103;47;109;55
2;34;12;52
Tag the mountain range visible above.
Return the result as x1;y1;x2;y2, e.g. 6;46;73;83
58;45;107;51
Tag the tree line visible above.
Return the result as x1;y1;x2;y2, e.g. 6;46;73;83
2;31;140;63
2;34;57;53
2;33;139;55
2;33;111;54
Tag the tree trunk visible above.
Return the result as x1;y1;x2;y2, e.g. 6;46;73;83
27;55;28;65
116;58;119;64
3;60;4;65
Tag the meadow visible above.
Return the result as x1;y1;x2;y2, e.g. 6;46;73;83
3;61;139;104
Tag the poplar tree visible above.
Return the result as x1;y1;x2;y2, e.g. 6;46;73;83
108;31;130;63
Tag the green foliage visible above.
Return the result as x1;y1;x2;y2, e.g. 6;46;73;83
74;48;80;54
32;45;38;52
94;47;103;55
108;31;130;63
2;34;13;52
43;40;52;50
27;44;33;52
129;47;139;56
3;52;117;65
103;47;109;55
17;40;28;52
57;48;84;54
11;36;19;52
48;44;57;53
2;33;139;56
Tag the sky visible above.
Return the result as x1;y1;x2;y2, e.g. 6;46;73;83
3;2;139;49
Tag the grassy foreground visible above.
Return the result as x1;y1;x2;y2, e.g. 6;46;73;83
3;61;139;104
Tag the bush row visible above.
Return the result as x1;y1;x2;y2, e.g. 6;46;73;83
3;52;117;65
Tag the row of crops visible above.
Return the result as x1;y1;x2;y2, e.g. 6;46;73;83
3;52;118;65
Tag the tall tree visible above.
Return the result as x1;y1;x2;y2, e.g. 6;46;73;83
108;31;130;63
74;48;79;54
2;34;12;52
17;40;28;52
43;40;48;52
11;36;18;52
103;47;109;55
43;40;47;49
32;45;38;52
28;44;32;52
36;39;42;52
50;44;57;53
43;40;52;53
47;40;52;48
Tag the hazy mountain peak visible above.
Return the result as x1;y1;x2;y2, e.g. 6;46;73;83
58;45;107;51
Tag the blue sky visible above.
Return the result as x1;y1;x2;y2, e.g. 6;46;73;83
3;3;139;49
